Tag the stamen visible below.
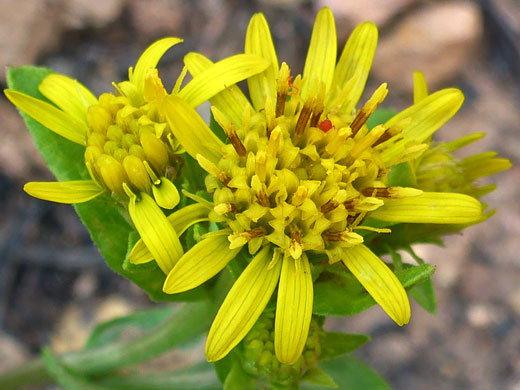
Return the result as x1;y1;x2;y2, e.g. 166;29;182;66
256;183;271;207
350;83;388;135
294;100;315;137
373;118;411;147
225;123;247;157
276;63;291;117
211;106;247;157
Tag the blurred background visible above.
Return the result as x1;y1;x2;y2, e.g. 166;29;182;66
0;0;519;389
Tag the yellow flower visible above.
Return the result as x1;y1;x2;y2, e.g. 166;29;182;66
411;72;512;198
5;38;269;275
138;9;482;364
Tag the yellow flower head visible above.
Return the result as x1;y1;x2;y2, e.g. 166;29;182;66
150;9;482;364
5;38;269;276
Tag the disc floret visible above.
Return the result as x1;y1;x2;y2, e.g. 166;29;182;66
207;64;412;262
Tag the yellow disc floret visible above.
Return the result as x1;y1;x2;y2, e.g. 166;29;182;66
206;64;414;261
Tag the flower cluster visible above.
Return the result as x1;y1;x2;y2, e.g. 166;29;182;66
6;6;510;373
157;8;484;364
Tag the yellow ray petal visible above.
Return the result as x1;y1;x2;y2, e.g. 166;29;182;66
152;177;180;209
385;88;464;143
332;21;378;112
128;192;183;274
302;7;337;98
245;13;279;110
183;52;252;127
413;71;429;104
206;247;282;361
179;54;269;109
163;232;240;294
163;94;225;164
130;37;183;92
274;254;313;365
39;74;97;123
24;180;103;204
5;89;87;145
370;192;482;224
129;203;210;264
342;244;410;326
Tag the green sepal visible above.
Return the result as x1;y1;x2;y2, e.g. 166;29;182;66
305;355;390;390
321;332;371;360
6;66;193;302
224;360;256;390
313;264;435;316
302;367;338;388
409;277;437;314
387;162;417;187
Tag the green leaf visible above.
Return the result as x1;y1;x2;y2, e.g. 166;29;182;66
61;300;214;375
42;348;108;390
304;355;390;390
366;108;397;130
368;223;447;255
97;362;221;390
85;305;176;349
387;162;416;187
302;367;338;388
182;153;207;193
7;66;198;302
321;332;370;360
313;264;435;316
409;277;437;314
223;361;256;390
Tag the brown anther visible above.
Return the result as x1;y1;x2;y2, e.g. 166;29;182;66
343;199;356;211
276;90;287;118
322;231;343;241
224;123;247;157
320;199;339;214
256;183;271;207
247;227;267;238
309;107;324;128
291;230;301;243
373;126;402;147
349;109;370;136
360;187;391;197
294;102;314;137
